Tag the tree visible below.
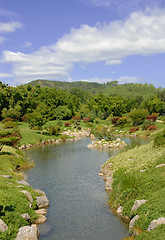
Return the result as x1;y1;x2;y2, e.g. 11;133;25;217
27;111;48;135
129;109;149;126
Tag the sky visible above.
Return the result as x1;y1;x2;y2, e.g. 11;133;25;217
0;0;165;88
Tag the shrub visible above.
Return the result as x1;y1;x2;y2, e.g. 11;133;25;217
1;117;14;123
65;122;71;127
129;109;149;126
129;127;139;133
148;125;157;131
146;113;159;122
153;129;165;147
3;121;18;129
111;117;120;125
72;115;81;121
83;117;91;122
2;107;21;121
21;114;29;122
142;120;154;130
0;136;19;146
48;125;61;135
116;117;129;127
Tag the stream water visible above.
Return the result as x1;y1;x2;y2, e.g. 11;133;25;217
24;137;144;240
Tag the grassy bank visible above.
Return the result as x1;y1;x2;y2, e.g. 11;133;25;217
104;129;165;239
0;146;40;240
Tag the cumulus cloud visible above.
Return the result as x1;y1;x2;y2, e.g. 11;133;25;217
2;8;165;83
0;21;23;33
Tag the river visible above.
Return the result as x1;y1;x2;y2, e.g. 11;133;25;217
24;137;137;240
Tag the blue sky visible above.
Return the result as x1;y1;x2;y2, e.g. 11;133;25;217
0;0;165;88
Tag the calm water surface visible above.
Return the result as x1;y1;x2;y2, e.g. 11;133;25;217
24;138;133;240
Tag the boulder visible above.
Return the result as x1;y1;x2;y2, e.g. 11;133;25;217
20;213;31;221
20;190;33;203
15;224;39;240
104;176;113;191
41;140;45;145
34;215;47;224
129;215;140;231
155;163;165;168
35;209;47;215
147;217;165;231
117;206;123;216
0;219;8;232
34;189;46;195
16;180;30;187
36;195;49;209
19;144;26;150
0;175;12;179
131;199;147;212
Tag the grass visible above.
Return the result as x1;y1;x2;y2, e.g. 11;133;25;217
0;146;40;240
105;128;165;239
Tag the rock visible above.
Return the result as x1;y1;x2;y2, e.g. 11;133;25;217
0;219;8;232
41;140;45;145
19;144;26;150
140;169;146;172
34;215;47;224
147;217;165;231
15;224;39;240
20;190;33;203
98;172;104;176
34;189;46;195
35;209;47;215
36;195;49;209
16;180;30;187
90;134;96;140
0;175;12;179
131;199;147;212
26;144;33;148
105;176;113;191
155;163;165;168
47;139;51;144
117;206;123;216
129;215;140;231
51;139;55;143
21;213;31;221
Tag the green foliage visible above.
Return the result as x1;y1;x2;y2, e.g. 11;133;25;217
48;125;61;135
116;117;129;127
2;108;21;121
54;106;72;120
3;121;18;129
142;120;155;130
153;129;165;147
129;109;149;126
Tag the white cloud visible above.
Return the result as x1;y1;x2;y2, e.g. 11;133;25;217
0;72;12;78
117;76;142;84
2;8;165;83
0;8;19;17
21;41;32;48
0;21;23;33
81;0;164;9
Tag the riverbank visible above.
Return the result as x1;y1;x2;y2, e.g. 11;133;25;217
99;129;165;239
0;146;49;240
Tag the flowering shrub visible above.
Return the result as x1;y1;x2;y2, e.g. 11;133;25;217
111;117;120;125
148;125;157;131
83;117;91;122
72;115;81;121
146;113;159;122
129;127;139;133
64;122;71;127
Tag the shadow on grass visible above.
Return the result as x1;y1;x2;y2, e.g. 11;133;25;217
0;152;13;156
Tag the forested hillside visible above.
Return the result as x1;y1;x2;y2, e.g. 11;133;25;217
28;79;162;99
0;80;164;123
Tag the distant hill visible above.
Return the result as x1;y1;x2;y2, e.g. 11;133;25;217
27;79;163;99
